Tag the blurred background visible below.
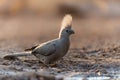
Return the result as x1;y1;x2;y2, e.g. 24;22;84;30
0;0;120;51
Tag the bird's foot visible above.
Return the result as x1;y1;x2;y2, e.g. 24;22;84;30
38;61;51;68
38;61;57;67
42;63;57;68
49;64;57;67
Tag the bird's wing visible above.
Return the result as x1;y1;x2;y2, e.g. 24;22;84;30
32;42;56;56
24;45;38;51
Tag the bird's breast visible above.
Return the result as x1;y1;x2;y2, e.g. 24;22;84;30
58;38;70;56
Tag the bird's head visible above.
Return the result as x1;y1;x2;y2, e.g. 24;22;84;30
59;14;75;38
60;26;74;37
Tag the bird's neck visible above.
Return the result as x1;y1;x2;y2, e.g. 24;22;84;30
59;34;70;56
59;34;70;39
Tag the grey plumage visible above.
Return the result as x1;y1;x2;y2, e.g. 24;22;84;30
3;14;74;64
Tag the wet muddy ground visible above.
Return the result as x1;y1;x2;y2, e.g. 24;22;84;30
0;16;120;80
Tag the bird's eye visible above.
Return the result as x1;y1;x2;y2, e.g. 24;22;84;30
66;30;69;32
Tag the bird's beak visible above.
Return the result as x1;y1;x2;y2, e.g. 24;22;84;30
70;30;75;34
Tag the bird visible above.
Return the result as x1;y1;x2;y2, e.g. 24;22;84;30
3;14;75;65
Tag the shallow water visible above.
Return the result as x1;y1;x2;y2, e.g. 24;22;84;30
64;73;120;80
64;68;120;80
0;68;119;80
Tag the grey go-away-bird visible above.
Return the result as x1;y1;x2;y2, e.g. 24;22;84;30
3;14;75;64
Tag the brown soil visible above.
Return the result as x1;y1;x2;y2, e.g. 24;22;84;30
0;16;120;79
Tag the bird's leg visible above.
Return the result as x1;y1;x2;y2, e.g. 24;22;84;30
38;61;51;68
49;61;59;67
43;63;51;67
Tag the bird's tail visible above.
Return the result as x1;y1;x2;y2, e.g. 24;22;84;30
61;14;72;29
3;51;32;60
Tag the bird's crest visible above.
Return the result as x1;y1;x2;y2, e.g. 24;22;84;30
61;14;72;30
